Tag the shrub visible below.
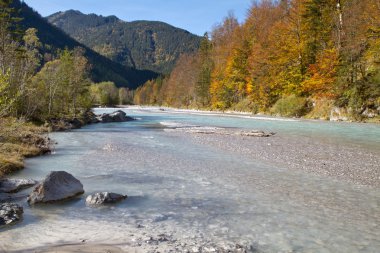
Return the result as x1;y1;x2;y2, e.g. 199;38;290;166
229;98;259;114
271;95;308;117
306;99;334;120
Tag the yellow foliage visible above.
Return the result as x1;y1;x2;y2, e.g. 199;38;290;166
302;48;339;99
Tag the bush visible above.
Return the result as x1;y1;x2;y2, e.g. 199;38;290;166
271;95;308;117
306;99;334;120
229;98;259;113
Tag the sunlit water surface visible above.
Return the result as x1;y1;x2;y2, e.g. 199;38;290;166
1;108;379;252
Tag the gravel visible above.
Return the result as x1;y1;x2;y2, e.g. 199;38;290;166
175;130;380;188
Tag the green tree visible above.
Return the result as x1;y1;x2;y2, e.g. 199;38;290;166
0;0;25;116
91;81;119;106
0;69;13;117
30;48;91;121
196;33;213;106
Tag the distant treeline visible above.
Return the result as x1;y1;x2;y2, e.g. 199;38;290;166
134;0;380;120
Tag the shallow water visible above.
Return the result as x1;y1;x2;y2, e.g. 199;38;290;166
1;107;380;252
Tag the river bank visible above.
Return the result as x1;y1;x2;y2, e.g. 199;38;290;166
1;107;379;252
0;118;50;178
0;110;131;178
129;105;380;123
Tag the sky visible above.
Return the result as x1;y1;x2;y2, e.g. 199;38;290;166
23;0;253;36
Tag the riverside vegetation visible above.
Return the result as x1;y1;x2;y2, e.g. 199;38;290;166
134;0;380;122
0;0;135;177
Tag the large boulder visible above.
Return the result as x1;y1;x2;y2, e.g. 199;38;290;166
86;192;127;206
0;203;23;226
0;179;37;193
97;110;135;123
27;171;84;205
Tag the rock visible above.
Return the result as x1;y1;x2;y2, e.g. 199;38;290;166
173;127;275;137
0;203;23;226
82;110;100;124
27;171;84;205
361;108;379;118
68;118;83;129
50;118;84;131
0;179;37;193
97;110;135;123
238;130;275;137
85;192;127;205
330;107;349;121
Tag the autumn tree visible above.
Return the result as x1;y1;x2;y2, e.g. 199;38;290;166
209;13;239;109
134;0;379;119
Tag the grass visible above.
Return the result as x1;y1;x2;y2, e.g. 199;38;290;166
0;118;50;178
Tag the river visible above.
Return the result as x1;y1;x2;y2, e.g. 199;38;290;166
1;107;379;252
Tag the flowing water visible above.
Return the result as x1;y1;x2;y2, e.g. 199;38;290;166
1;107;379;252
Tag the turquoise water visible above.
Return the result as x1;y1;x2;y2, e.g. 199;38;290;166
1;107;379;252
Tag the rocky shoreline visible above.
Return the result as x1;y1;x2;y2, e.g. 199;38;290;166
0;110;135;227
49;109;135;131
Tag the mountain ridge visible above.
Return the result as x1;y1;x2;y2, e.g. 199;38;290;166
47;10;202;74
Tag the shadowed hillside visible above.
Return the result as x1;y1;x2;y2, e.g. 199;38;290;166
48;10;202;74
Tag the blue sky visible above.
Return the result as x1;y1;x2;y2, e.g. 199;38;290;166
23;0;253;35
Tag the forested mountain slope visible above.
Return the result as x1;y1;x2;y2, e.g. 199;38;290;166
14;1;158;88
48;10;202;74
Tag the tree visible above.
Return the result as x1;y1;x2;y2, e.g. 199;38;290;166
133;0;379;119
91;81;119;106
0;70;13;117
196;33;213;106
119;87;133;105
29;48;91;121
209;13;239;109
16;28;42;118
0;0;25;116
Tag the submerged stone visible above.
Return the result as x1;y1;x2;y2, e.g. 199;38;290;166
86;192;127;205
27;171;84;205
0;178;37;193
0;203;23;226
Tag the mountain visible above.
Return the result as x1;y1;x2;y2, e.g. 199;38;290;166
12;1;158;88
47;10;202;74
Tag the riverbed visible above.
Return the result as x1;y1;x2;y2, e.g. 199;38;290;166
1;107;379;252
